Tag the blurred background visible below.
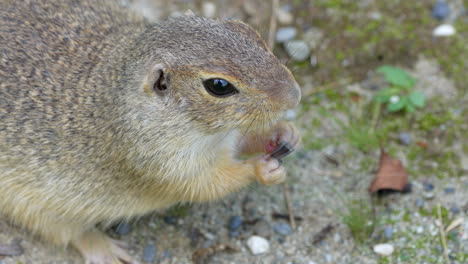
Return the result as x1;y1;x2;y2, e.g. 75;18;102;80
2;0;467;263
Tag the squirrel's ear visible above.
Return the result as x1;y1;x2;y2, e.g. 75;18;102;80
144;63;169;96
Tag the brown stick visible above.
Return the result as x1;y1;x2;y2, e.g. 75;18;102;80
267;0;279;50
282;182;296;229
267;0;296;230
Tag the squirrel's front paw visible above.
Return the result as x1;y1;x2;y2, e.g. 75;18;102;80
265;122;300;157
251;155;286;185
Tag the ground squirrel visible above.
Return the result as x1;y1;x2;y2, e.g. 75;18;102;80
0;0;301;263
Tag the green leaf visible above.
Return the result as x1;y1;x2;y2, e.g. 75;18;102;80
373;87;400;103
409;91;425;107
377;65;417;89
387;97;407;112
405;103;416;112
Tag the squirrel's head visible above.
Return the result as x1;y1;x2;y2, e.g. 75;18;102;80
126;15;300;135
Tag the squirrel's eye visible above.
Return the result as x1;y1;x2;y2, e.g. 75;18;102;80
203;78;238;97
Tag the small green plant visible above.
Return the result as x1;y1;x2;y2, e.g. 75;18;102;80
374;65;425;113
340;199;376;243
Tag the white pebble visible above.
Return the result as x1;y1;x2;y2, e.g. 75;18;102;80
202;2;216;18
246;236;269;255
373;244;395;256
433;24;456;37
276;8;293;25
275;27;297;43
389;95;400;104
284;40;310;61
283;109;297;120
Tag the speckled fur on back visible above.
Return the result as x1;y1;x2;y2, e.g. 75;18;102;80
0;0;300;252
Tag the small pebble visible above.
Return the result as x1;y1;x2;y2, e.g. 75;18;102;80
273;223;293;236
402;183;412;193
433;24;456;37
143;243;157;263
450;205;461;214
229;215;243;231
113;222;132;236
398;132;412;145
163;216;177;225
284;40;310;61
308;262;317;264
275;27;297;43
202;2;216;18
247;236;270;255
163;249;172;259
325;254;333;263
373;243;394;256
230;230;240;238
416;226;424;234
423;192;435;200
284;109;297;120
302;28;323;50
384;226;393;239
253;222;271;238
444;187;455;194
432;0;450;20
416;198;424;207
276;7;293;24
423;181;434;191
310;55;318;67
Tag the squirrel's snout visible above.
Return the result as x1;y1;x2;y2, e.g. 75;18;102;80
286;82;301;109
278;81;301;110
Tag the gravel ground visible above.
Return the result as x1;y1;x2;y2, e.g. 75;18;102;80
1;0;467;263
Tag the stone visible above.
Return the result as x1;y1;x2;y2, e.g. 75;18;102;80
275;27;297;43
384;226;393;239
373;243;394;256
253;221;272;238
229;215;243;231
163;216;177;225
284;109;297;120
423;192;435;200
423;180;434;191
433;24;456;37
273;223;293;236
415;198;424;207
444;187;455;194
276;8;293;25
398;132;412;145
450;205;461;214
432;0;450;20
202;2;216;18
302;28;323;50
143;243;157;263
247;236;270;255
415;226;424;234
229;230;240;238
113;222;132;236
284;40;310;61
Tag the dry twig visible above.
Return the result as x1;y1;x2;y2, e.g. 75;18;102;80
437;204;451;264
266;0;296;231
267;0;279;50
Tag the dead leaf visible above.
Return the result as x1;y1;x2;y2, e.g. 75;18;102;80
446;218;464;233
416;141;428;148
192;243;239;264
369;150;408;193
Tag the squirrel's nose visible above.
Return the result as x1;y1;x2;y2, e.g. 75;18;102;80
283;81;301;110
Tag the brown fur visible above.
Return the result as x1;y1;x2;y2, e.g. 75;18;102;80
0;0;300;261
